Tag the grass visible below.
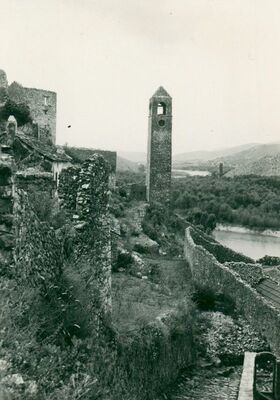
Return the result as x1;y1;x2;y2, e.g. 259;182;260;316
112;258;193;333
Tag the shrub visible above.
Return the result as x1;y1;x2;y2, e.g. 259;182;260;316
192;286;216;311
0;99;32;127
257;255;280;266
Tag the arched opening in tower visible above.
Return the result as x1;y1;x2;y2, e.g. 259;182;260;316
157;102;166;115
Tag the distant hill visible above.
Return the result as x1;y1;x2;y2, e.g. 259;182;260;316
117;142;280;175
226;153;280;177
118;144;259;167
118;151;146;164
215;143;280;166
211;143;280;177
117;156;140;172
173;143;258;164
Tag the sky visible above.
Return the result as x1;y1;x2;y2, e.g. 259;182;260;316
1;0;280;154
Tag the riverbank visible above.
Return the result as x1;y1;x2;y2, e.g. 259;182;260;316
213;224;280;259
215;223;280;238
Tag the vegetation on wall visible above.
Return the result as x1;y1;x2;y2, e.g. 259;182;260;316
0;98;32;127
172;175;280;230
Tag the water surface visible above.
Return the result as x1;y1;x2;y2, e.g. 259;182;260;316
213;227;280;260
172;169;211;177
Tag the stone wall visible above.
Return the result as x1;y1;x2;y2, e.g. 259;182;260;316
58;154;112;318
185;226;280;356
190;227;254;264
225;262;263;287
13;189;62;288
63;146;117;190
0;151;112;333
0;156;62;288
0;156;15;273
8;81;57;144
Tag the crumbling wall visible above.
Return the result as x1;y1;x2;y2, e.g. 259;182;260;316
224;262;263;287
8;82;57;144
56;166;79;212
190;227;254;264
0;157;15;274
185;226;280;356
13;189;62;288
58;155;112;320
0;157;62;287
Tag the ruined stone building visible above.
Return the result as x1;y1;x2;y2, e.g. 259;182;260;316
0;69;57;144
0;69;117;187
146;86;172;204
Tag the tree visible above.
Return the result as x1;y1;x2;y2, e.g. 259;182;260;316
0;99;32;127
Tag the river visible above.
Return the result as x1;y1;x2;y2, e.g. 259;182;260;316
213;225;280;260
172;169;211;178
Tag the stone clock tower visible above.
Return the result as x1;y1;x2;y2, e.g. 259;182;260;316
146;86;172;204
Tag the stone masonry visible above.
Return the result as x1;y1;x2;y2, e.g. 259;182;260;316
0;71;57;144
146;86;172;204
8;81;57;144
58;154;112;320
0;154;62;288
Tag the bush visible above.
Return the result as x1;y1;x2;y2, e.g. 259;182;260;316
113;250;134;272
257;255;280;266
0;99;32;127
192;287;216;311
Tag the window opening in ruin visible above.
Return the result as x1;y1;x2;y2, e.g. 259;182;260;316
44;96;49;106
157;102;166;115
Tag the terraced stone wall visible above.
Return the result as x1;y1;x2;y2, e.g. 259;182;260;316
185;226;280;356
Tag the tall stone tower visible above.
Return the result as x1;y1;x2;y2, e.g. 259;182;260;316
146;86;172;204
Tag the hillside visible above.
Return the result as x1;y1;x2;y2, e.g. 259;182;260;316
173;143;258;164
117;155;140;172
226;153;280;177
118;151;146;164
215;143;280;167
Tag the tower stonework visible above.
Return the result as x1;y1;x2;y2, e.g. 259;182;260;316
146;86;172;204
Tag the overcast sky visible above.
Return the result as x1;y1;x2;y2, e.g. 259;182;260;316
1;0;280;154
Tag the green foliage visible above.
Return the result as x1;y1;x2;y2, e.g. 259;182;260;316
257;255;280;266
141;203;186;256
113;251;134;272
27;189;69;229
0;99;32;127
192;286;236;315
172;175;280;230
116;170;145;187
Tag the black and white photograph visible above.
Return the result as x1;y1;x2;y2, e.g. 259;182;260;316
1;1;280;399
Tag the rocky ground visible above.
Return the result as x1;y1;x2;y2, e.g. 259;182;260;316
159;310;268;400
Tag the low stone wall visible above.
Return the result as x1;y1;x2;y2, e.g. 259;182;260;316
225;262;263;287
190;227;254;264
185;226;280;356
